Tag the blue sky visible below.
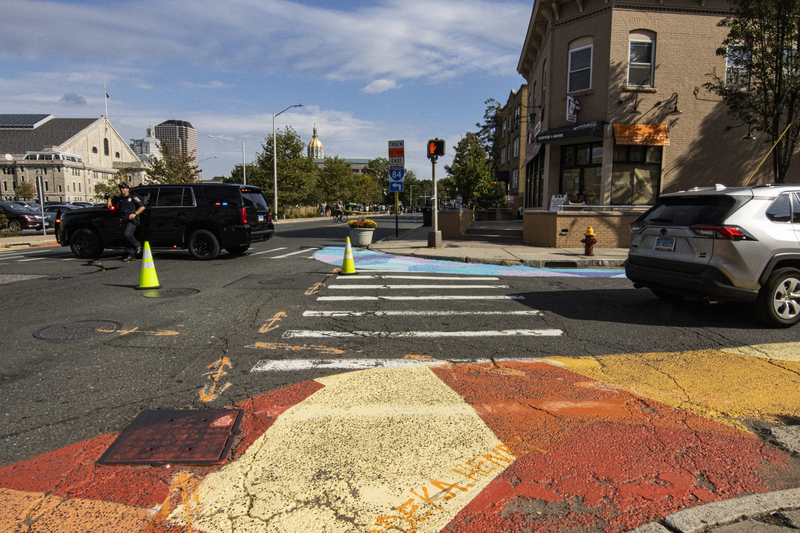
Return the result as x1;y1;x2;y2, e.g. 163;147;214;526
1;0;532;180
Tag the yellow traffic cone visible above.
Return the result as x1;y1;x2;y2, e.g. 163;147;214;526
341;237;357;275
136;242;161;290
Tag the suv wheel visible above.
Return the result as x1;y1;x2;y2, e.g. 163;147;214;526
755;267;800;327
225;244;250;255
188;229;220;260
70;228;104;259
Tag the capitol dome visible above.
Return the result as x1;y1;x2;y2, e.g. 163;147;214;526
308;124;324;159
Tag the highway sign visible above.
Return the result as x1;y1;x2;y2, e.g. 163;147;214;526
389;156;404;166
388;140;404;149
389;168;405;181
389;181;404;192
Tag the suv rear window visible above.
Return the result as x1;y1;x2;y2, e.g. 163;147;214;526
241;188;268;210
638;195;739;226
204;186;239;206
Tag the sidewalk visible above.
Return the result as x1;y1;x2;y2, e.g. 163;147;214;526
370;220;628;268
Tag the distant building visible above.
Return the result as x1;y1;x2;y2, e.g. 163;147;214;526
154;120;197;163
308;124;324;159
308;125;369;174
129;127;162;164
495;85;529;213
0;114;147;202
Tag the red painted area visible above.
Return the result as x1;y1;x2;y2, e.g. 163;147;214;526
432;361;797;533
0;380;324;514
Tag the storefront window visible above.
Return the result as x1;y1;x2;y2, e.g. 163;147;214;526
525;152;545;208
612;145;662;205
560;143;603;205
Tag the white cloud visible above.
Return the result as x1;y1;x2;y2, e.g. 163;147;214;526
361;79;398;94
0;0;530;84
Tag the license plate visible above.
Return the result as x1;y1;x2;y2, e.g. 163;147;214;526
258;215;265;222
654;237;676;251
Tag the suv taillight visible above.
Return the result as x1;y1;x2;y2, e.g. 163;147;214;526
629;221;646;233
239;207;248;224
690;225;755;241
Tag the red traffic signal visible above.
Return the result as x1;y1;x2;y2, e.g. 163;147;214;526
427;139;445;158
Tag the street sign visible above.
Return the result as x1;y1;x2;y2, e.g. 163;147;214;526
388;148;404;158
389;181;404;192
389;156;404;166
389;168;405;181
388;140;404;149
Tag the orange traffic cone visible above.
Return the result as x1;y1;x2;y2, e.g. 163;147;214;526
341;237;357;275
136;242;161;289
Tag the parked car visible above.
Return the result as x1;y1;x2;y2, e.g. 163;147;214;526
70;201;93;208
0;201;47;231
625;184;800;327
56;183;274;260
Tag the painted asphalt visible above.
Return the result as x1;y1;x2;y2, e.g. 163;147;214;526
315;246;627;278
1;251;799;532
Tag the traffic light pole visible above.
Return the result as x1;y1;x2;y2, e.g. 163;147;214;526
428;155;442;248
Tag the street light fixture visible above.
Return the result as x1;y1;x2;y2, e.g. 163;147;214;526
198;155;218;164
208;136;246;184
273;104;303;217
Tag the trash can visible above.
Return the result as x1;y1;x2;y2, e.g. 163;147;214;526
422;206;432;227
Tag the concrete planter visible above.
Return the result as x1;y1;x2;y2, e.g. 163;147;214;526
349;227;375;247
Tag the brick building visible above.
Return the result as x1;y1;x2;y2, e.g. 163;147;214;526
516;0;799;212
496;85;529;214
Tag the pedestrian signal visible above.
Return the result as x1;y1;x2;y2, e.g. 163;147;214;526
427;139;445;158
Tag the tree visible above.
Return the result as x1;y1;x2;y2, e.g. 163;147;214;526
253;126;317;211
94;170;130;200
474;98;502;173
14;181;37;200
146;143;201;184
363;157;390;201
351;173;381;205
318;156;354;204
703;0;800;183
445;133;493;204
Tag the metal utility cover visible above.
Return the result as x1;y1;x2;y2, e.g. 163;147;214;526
97;409;243;466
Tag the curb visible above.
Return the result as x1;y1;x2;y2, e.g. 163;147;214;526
628;488;800;533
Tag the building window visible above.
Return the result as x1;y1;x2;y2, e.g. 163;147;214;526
513;138;520;158
526;152;545;208
502;118;507;138
104;139;110;156
628;32;655;87
612;145;662;205
541;61;547;108
514;105;521;129
568;44;592;92
561;143;602;205
501;147;507;164
44;181;49;192
92;147;98;154
512;169;518;189
726;45;750;90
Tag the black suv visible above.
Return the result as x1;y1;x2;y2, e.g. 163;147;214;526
56;183;274;260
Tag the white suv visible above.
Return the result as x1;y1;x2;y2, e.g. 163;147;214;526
625;184;800;327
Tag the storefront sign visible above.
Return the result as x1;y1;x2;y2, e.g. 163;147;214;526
567;96;580;123
613;124;670;146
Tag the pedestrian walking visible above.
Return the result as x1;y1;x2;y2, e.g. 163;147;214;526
108;183;145;262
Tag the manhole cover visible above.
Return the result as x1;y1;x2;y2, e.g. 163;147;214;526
141;288;200;298
34;320;123;341
97;409;243;466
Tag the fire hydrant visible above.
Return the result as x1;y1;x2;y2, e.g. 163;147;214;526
581;226;597;256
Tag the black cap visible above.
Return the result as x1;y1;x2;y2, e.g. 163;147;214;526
119;183;129;189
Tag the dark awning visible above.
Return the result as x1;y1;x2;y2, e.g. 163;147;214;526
535;121;605;145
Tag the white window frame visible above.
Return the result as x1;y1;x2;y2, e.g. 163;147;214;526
501;147;507;164
513;138;520;158
628;39;654;87
568;45;593;93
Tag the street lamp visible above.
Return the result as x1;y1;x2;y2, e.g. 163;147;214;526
273;104;303;217
208;136;246;184
198;156;218;163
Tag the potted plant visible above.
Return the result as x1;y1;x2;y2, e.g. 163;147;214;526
348;217;377;247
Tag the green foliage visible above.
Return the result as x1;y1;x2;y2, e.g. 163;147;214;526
146;143;201;184
252;126;317;212
318;156;354;204
94;170;130;200
351;173;382;205
444;133;492;204
703;0;800;182
14;181;37;200
475;98;502;173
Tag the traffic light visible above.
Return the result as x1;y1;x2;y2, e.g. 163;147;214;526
427;139;445;158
